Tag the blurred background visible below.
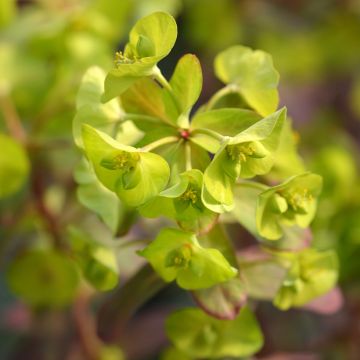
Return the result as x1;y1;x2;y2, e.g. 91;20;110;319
1;0;360;359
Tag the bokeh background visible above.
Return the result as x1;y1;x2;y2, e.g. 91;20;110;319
1;0;360;359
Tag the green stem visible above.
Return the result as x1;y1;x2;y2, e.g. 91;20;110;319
141;136;178;152
205;84;238;110
185;142;192;171
191;127;225;142
152;66;183;115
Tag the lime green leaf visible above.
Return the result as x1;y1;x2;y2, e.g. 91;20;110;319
7;250;79;307
0;133;30;198
256;172;322;240
68;227;119;291
274;249;338;310
161;347;192;360
170;54;202;118
267;117;305;180
82;124;170;207
0;0;16;28
121;77;178;126
202;108;285;211
140;170;218;233
165;306;263;358
190;108;261;137
193;278;247;320
238;251;287;300
215;45;279;116
73;66;122;148
138;228;237;290
102;12;177;102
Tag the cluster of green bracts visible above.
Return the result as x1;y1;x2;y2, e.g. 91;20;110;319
73;12;338;359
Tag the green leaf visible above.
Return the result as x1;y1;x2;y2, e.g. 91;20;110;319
193;278;247;320
238;250;287;300
0;133;30;198
120;77;178;126
273;249;338;310
7;250;79;307
215;45;279;116
161;347;192;360
68;227;119;291
73;66;122;148
0;0;16;28
190;108;261;136
170;54;202;121
102;12;177;102
202;108;286;211
267;117;305;180
140;170;218;233
165;306;263;358
82;124;170;207
256;172;322;240
138;228;237;290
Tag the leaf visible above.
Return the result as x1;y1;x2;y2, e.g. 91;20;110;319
256;172;323;240
273;249;338;310
102;12;177;102
82;124;170;207
267;117;305;180
0;0;16;28
190;108;261;136
170;54;202;120
161;347;192;360
215;45;279;116
121;77;178;126
238;248;287;300
68;227;119;291
138;228;237;290
7;250;79;307
73;66;122;148
165;306;263;358
193;278;247;320
0;133;30;198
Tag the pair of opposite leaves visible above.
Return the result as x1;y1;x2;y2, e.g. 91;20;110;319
102;11;279;120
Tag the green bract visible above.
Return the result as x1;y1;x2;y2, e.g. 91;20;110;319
202;108;286;212
82;124;170;207
166;307;263;358
256;172;323;240
140;169;217;232
138;228;237;290
214;45;280;117
274;249;338;310
102;11;177;102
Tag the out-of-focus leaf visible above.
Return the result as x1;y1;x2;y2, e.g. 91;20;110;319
0;133;29;198
166;306;263;358
68;227;119;291
7;250;79;307
193;278;247;320
215;45;279;117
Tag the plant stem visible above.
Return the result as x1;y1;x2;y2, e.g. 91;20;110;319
205;84;238;110
97;264;166;342
185;142;192;170
141;136;178;152
73;291;103;360
191;127;225;141
0;95;27;143
152;66;183;115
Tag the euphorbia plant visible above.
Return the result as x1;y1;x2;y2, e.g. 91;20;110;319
73;11;338;359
